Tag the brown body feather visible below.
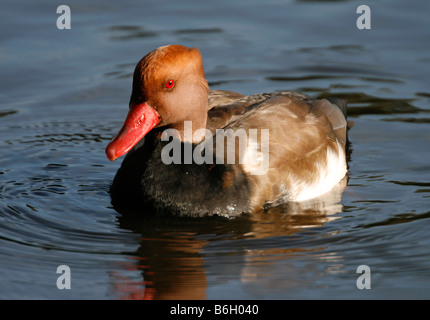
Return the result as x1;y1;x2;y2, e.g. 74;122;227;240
107;45;350;217
206;90;349;211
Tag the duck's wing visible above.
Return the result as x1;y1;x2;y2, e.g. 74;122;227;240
208;90;245;108
206;90;314;134
208;93;348;209
207;90;347;144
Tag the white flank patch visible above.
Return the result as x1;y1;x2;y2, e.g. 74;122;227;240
291;140;347;202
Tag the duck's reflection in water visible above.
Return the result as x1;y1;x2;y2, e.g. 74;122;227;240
111;177;347;300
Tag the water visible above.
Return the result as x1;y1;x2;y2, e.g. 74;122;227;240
1;0;430;299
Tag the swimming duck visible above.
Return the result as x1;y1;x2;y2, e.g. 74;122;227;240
106;44;350;217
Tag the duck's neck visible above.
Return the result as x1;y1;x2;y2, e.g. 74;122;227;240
169;98;208;144
169;118;207;143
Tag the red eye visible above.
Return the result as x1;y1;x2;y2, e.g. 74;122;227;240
166;79;175;89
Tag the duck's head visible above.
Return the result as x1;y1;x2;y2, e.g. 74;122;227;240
106;45;209;161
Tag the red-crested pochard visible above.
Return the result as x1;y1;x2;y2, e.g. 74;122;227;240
106;45;350;217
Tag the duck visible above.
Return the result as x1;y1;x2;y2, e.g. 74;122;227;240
106;44;350;218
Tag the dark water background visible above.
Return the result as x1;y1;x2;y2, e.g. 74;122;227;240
1;0;430;299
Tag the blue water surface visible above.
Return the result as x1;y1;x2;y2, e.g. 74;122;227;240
1;0;430;299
